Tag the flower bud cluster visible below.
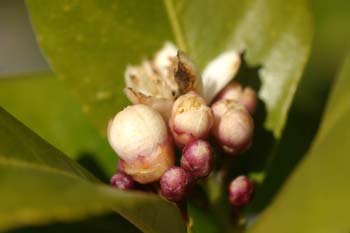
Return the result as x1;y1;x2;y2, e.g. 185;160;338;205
108;46;256;209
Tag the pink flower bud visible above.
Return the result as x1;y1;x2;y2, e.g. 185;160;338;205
169;91;214;147
181;140;214;178
228;175;254;206
110;172;135;190
215;82;257;114
160;167;191;202
108;104;175;184
211;100;254;155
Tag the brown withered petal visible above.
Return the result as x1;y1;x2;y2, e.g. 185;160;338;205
173;51;203;95
124;87;174;120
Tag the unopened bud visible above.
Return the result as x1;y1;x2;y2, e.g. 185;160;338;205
215;82;257;114
181;140;214;178
110;172;135;190
211;100;254;155
108;104;174;183
169;91;213;147
228;175;254;206
160;167;191;202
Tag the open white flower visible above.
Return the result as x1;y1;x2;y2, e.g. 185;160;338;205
124;42;241;118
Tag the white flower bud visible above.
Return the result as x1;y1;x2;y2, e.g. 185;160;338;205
211;100;254;155
169;91;213;147
108;104;174;183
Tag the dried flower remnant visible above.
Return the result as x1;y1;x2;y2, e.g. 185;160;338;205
169;91;214;147
160;167;191;202
108;104;174;183
228;175;254;206
124;42;203;120
181;139;214;178
173;51;202;95
211;100;254;155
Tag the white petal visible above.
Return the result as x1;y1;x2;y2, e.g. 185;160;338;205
202;50;241;103
154;42;178;79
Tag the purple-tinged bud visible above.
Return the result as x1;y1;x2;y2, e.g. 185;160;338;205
108;104;175;184
211;100;254;155
110;172;135;190
228;175;254;206
160;167;191;202
169;91;214;147
215;82;257;114
180;140;214;178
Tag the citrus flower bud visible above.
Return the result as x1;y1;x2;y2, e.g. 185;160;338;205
160;167;191;202
215;82;257;114
211;100;254;155
108;104;175;183
110;172;135;190
228;175;254;206
169;91;214;147
181;139;214;178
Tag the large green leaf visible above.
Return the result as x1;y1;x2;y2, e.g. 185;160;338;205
0;108;186;233
248;55;350;233
26;0;312;138
0;73;117;177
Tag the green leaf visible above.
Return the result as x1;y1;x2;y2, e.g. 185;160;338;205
0;73;117;177
0;106;96;181
0;108;186;233
26;0;313;138
7;214;141;233
248;55;350;233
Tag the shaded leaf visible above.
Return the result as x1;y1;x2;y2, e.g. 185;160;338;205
0;73;117;177
0;108;186;233
7;213;141;233
248;55;350;233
